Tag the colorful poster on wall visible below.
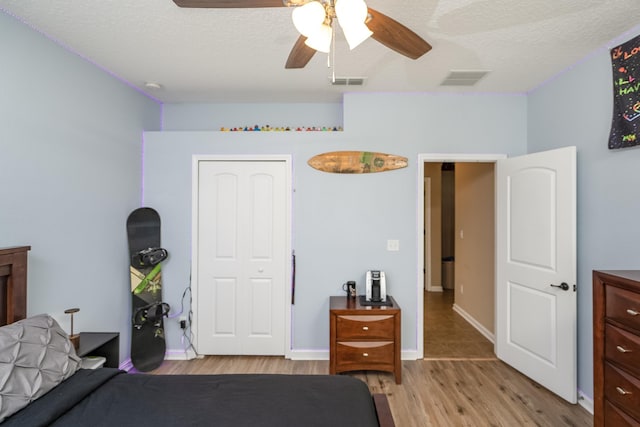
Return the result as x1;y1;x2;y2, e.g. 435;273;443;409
609;34;640;149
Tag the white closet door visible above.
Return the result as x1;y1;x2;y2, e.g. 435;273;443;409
197;160;287;355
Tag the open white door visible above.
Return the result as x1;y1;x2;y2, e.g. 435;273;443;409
496;146;577;403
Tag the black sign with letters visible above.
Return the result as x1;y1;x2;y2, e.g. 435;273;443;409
609;34;640;149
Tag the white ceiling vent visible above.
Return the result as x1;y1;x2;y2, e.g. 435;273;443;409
329;77;366;86
440;70;490;86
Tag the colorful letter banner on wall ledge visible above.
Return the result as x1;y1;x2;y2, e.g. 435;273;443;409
609;34;640;149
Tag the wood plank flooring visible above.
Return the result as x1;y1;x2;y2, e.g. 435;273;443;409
152;290;591;425
153;356;592;426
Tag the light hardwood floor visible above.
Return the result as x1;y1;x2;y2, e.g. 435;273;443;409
153;291;590;426
153;355;592;426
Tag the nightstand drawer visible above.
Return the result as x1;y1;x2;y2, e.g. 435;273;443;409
606;324;640;377
604;363;640;422
336;341;394;366
336;315;395;340
329;295;401;384
606;286;640;332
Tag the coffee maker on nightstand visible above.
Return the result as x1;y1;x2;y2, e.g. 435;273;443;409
365;270;387;302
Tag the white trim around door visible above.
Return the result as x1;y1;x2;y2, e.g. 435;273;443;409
191;154;293;359
416;153;506;359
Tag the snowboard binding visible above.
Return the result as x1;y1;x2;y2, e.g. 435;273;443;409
132;247;168;268
133;302;171;330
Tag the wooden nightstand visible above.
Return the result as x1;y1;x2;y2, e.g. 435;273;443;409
330;295;401;384
78;332;120;368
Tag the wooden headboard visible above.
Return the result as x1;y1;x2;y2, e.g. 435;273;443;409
0;246;30;326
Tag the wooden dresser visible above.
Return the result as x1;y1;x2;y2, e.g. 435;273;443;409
329;295;401;384
0;246;31;326
593;270;640;426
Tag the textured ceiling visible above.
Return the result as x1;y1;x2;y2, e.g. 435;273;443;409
1;0;638;103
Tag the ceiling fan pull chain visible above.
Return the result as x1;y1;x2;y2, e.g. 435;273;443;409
332;21;337;82
328;19;336;82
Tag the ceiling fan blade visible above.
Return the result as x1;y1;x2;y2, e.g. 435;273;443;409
366;8;432;60
173;0;285;8
285;36;317;69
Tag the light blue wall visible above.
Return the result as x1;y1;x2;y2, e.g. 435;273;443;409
0;11;161;364
144;93;527;354
527;25;640;400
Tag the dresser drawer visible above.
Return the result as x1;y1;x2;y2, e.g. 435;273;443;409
336;341;394;367
605;400;640;427
604;363;640;421
606;324;640;377
336;315;395;340
606;286;640;332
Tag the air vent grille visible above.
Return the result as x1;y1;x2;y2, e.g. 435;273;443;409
329;77;366;86
441;70;490;86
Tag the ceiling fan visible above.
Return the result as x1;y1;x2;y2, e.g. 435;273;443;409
172;0;432;69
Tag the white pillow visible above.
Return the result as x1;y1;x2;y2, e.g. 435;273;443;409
0;314;81;422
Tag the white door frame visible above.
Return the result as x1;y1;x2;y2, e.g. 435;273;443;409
424;177;432;291
191;154;293;359
416;153;506;359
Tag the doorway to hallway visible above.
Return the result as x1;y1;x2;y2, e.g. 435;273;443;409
421;157;500;360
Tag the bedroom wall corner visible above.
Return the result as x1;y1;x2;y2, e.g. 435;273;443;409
0;10;161;365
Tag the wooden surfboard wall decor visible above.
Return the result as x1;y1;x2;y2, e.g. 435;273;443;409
308;151;408;174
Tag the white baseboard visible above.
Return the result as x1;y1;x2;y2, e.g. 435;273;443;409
119;359;133;372
452;303;495;343
401;349;419;360
427;286;443;293
165;348;197;360
289;350;329;360
578;390;594;414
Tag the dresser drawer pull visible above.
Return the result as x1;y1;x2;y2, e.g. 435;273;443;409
362;353;369;357
616;386;632;395
616;345;632;353
627;309;639;316
362;326;369;331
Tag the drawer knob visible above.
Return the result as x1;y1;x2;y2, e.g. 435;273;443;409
627;309;639;316
616;386;632;395
362;326;369;331
616;345;632;353
363;353;369;357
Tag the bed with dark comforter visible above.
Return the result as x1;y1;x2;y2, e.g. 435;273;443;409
0;314;393;427
0;248;393;427
4;368;381;426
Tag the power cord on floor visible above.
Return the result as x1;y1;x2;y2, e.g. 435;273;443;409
179;274;198;358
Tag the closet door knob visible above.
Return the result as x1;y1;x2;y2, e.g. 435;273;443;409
627;309;639;316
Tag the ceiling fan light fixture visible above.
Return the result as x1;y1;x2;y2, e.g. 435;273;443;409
335;0;368;23
335;0;372;50
292;1;326;38
304;23;332;53
341;22;372;50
